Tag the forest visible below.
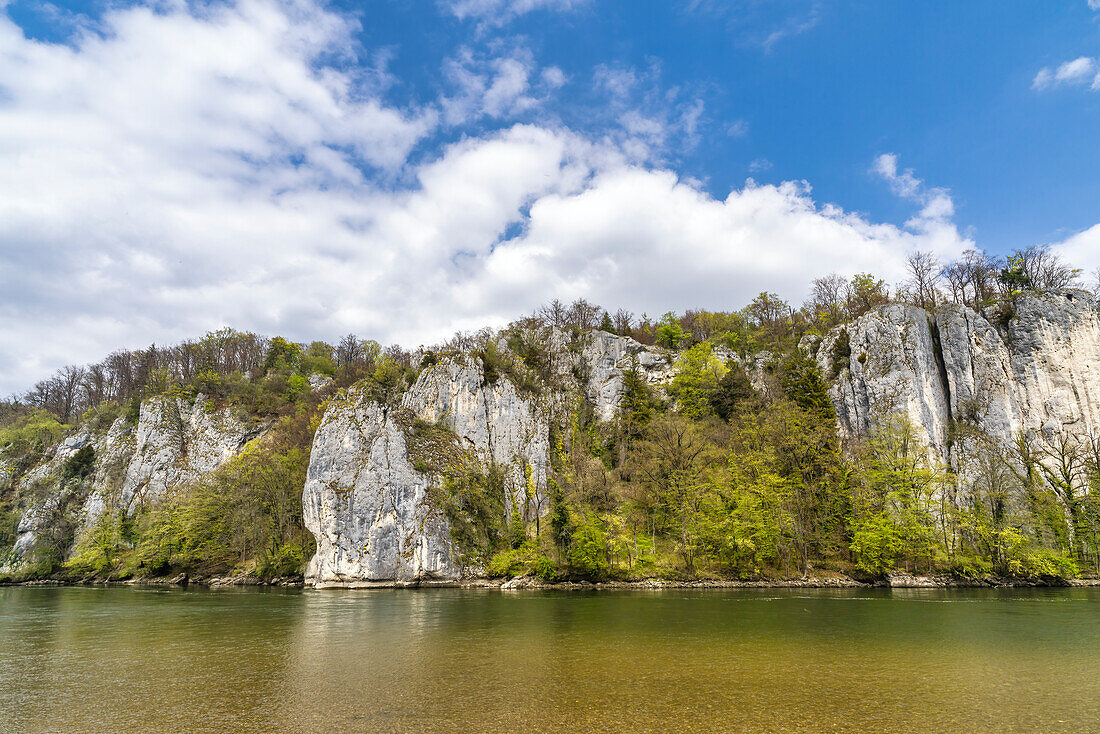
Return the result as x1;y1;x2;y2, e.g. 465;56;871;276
2;244;1099;583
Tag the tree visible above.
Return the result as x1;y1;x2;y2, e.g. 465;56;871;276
656;312;686;349
632;415;719;572
999;253;1031;293
709;365;755;422
548;477;570;558
599;311;615;333
904;250;942;309
780;354;835;423
745;292;791;347
669;342;727;419
1012;245;1080;291
263;337;302;374
846;273;890;316
619;357;655;442
612;309;634;337
808;273;847;327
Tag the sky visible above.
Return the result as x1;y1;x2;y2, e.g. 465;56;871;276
1;0;1098;395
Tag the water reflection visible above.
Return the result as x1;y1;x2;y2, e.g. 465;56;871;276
2;586;1099;733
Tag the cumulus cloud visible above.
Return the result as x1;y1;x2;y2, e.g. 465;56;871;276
1033;56;1100;91
1052;222;1100;275
0;0;974;395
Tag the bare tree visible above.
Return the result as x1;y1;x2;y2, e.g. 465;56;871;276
941;260;968;305
613;309;634;336
904;250;942;310
564;298;601;332
809;273;846;325
1011;245;1081;291
536;299;568;328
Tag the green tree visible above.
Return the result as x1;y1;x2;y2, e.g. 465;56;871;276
709;365;755;422
656;312;686;349
669;342;727;420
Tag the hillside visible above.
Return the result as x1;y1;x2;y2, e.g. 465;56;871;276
3;284;1100;585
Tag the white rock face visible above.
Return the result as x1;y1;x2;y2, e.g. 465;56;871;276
814;290;1100;464
816;303;951;456
4;396;260;568
404;358;549;510
581;330;673;421
116;396;257;512
302;398;457;586
303;357;550;586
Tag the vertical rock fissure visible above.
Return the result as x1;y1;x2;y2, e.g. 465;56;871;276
927;315;954;455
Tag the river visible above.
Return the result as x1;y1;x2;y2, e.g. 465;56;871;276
1;585;1098;733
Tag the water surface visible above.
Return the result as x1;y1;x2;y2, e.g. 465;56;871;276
1;585;1098;733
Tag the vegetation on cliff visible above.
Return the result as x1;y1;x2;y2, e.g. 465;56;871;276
2;243;1099;583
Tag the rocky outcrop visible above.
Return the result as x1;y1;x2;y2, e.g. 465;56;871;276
813;290;1100;466
3;395;261;570
112;396;258;512
303;357;549;587
580;330;673;421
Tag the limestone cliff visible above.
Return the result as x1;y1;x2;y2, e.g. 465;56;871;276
303;357;550;586
3;395;260;571
812;290;1100;467
8;291;1100;582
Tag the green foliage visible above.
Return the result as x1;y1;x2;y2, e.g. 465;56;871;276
709;365;755;422
619;359;656;440
656;312;686;349
780;353;835;423
487;541;557;579
508;501;527;549
669;342;727;420
361;356;410;405
548;477;570;552
999;254;1031;292
431;464;508;563
850;512;902;575
62;445;96;482
0;409;69;474
568;517;609;579
829;330;851;378
847;273;890;316
264;336;303;374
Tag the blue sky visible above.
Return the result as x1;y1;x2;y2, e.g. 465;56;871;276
1;0;1099;393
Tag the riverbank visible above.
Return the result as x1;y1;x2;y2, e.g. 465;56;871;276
6;571;1100;589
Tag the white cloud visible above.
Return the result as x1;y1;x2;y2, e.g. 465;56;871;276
726;119;749;138
441;46;541;124
748;157;772;172
0;0;974;396
872;153;956;233
541;66;566;88
1033;56;1099;91
443;0;588;26
873;154;922;199
683;0;822;52
1052;222;1100;274
592;60;709;160
1090;1;1100;11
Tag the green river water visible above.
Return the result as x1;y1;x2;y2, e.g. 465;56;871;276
1;585;1098;733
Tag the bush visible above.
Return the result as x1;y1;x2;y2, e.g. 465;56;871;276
62;445;95;482
568;518;609;579
487;541;558;580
